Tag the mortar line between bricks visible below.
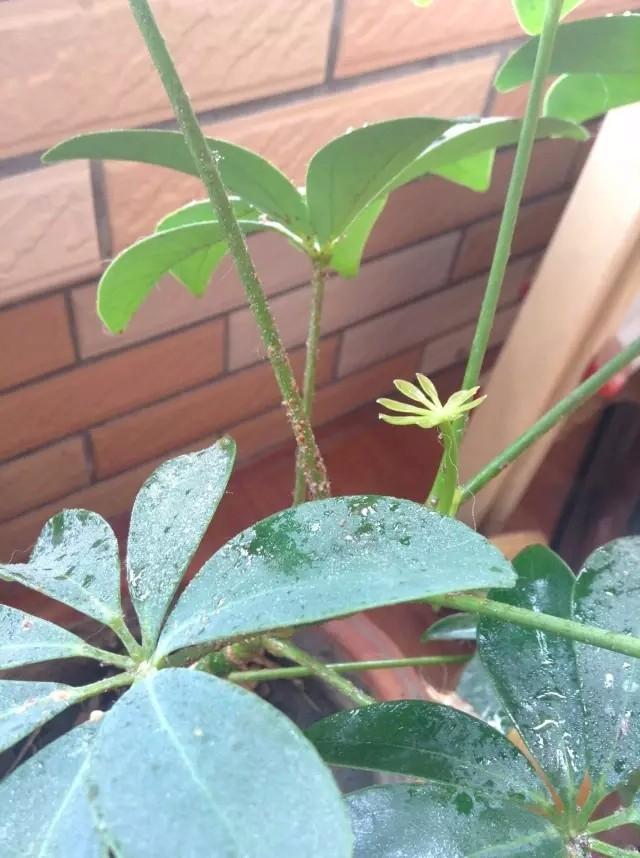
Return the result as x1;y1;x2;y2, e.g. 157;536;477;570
0;36;528;176
0;210;554;405
324;0;345;84
62;287;83;364
0;327;516;528
0;167;573;321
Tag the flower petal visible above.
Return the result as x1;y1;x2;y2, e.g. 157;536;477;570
376;398;427;416
416;373;442;407
378;414;421;426
446;385;480;406
393;379;431;407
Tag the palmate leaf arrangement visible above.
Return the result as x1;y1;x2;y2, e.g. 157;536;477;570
2;0;640;855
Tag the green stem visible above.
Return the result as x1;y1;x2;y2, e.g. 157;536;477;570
429;0;564;507
261;635;375;707
587;840;639;857
71;671;134;706
586;808;640;836
127;0;329;500
428;593;640;660
110;616;144;661
228;653;471;684
456;335;640;507
80;643;134;670
426;420;459;513
293;263;327;505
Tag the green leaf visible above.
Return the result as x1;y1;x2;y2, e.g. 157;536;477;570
0;723;102;858
0;511;122;630
347;783;566;857
478;545;586;807
156;495;515;658
43;129;311;235
457;654;512;734
88;669;351;857
386;117;588;190
154;200;304;297
306;117;453;243
329;196;388;277
0;604;97;670
544;72;640;123
421;611;477;641
306;700;547;805
496;15;640;91
573;537;640;798
127;439;236;652
0;680;77;754
588;840;640;857
512;0;583;35
98;220;267;332
431;150;495;192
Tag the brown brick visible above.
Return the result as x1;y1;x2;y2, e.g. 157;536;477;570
336;0;637;79
72;232;313;358
0;164;100;304
0;439;90;522
0;295;75;390
453;192;568;280
0;0;333;158
228;232;459;370
0;320;224;460
421;304;520;377
105;56;498;249
365;137;579;260
91;337;338;478
337;256;533;376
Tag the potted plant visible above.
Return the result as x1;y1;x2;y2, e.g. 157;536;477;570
2;0;640;854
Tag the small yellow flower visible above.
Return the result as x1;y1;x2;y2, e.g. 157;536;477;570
377;373;486;429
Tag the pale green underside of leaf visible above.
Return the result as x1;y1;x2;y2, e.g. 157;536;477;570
512;0;583;35
88;669;352;857
421;611;478;641
0;723;102;858
127;439;236;650
156;495;514;657
97;220;266;333
329;196;388;277
306;700;548;806
496;15;640;91
43;130;310;235
0;510;122;630
0;604;94;670
347;783;566;857
544;73;640;124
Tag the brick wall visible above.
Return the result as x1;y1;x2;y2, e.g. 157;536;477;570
0;0;630;560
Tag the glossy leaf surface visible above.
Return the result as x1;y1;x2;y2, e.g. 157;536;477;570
329;196;387;277
544;73;640;123
422;611;477;641
386;116;588;190
573;537;640;798
0;723;101;858
0;510;121;629
43;130;310;234
306;117;452;242
127;439;235;651
479;545;586;806
347;783;566;857
457;654;512;734
0;605;96;670
513;0;583;35
496;15;640;91
157;495;515;657
0;680;77;753
307;700;547;805
89;669;351;857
